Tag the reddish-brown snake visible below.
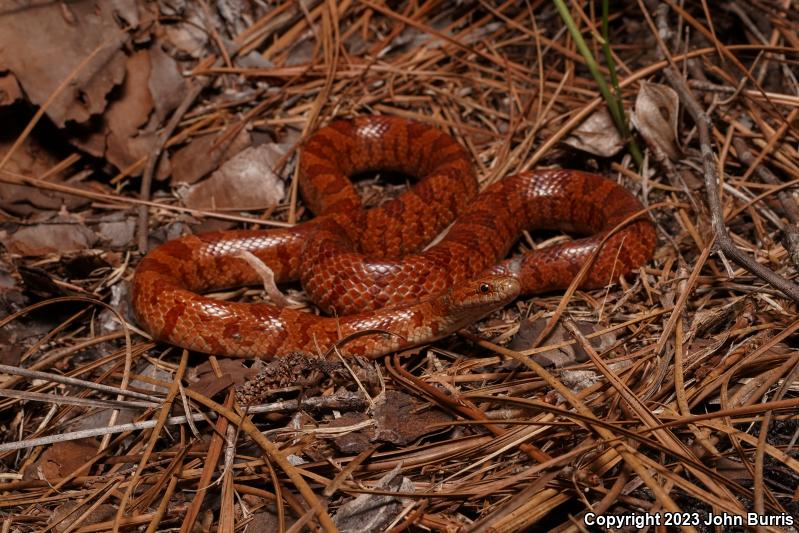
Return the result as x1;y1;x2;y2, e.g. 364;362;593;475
132;116;656;358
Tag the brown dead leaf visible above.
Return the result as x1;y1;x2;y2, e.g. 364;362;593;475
64;408;138;434
373;390;452;445
104;50;157;171
189;359;257;399
245;512;295;533
165;4;209;58
97;216;136;249
7;223;97;256
49;502;116;532
66;35;184;176
148;41;189;124
170;129;251;185
331;412;373;453
0;129;88;216
632;81;681;160
509;319;616;367
0;328;22;367
0;71;22;105
330;390;451;452
178;143;286;210
564;108;624;157
69;49;162;176
0;2;127;127
24;439;99;482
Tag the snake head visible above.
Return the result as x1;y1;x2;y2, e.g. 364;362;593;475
447;276;521;312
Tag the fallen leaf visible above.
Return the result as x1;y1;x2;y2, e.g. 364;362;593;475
0;71;22;106
165;3;209;58
49;502;116;532
25;439;99;481
372;390;452;445
189;359;251;399
0;2;127;127
69;48;166;176
0;328;22;366
0;131;88;216
104;50;157;171
7;224;97;256
564;107;624;157
329;390;451;452
178;143;286;210
509;319;616;367
331;412;373;453
97;217;136;249
170;129;251;185
148;41;189;124
65;408;138;434
632;81;681;160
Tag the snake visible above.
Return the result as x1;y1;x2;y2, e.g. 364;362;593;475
131;116;656;359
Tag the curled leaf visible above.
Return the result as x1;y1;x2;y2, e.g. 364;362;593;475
632;82;681;160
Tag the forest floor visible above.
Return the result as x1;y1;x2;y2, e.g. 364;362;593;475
0;1;798;531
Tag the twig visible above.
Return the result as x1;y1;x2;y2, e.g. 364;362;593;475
136;82;205;252
648;4;799;303
0;392;366;453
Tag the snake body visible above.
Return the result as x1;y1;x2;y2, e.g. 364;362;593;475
131;116;656;359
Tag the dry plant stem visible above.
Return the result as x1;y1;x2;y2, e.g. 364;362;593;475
554;466;631;533
0;168;292;228
688;318;799;409
386;356;551;463
732;136;799;265
459;338;690;520
461;392;756;510
661;0;797;138
645;2;799;301
179;389;235;533
753;353;799;515
183;388;337;532
0;389;153;411
469;470;561;532
136;82;204;252
146;472;182;533
0;364;159;403
136;446;187;513
0;343;152;416
0;394;367;453
651;242;712;362
385;499;428;533
113;351;188;531
563;321;746;512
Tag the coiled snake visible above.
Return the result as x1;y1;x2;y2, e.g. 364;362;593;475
131;116;656;358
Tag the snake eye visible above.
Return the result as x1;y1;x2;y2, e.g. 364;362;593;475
479;282;491;294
